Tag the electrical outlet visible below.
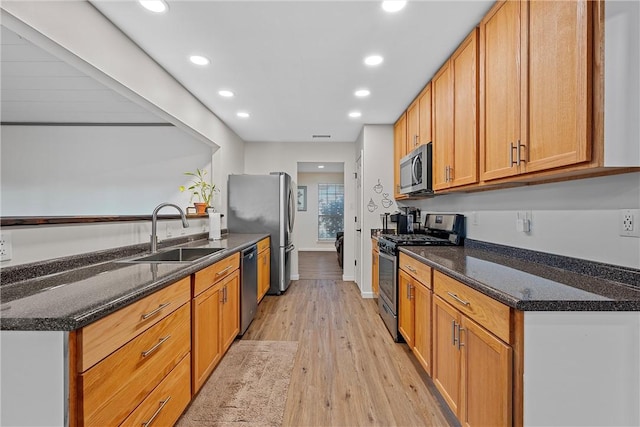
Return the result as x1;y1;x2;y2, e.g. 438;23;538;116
619;209;640;237
516;211;532;233
0;232;13;261
471;211;479;226
165;224;173;238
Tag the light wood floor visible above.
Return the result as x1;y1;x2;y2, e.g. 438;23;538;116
243;251;458;427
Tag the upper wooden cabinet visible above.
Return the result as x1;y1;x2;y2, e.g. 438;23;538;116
393;113;409;200
407;83;432;151
480;0;592;181
433;29;479;191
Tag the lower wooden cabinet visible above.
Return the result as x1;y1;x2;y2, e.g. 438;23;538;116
192;268;240;394
412;281;432;376
398;269;415;348
432;271;512;426
257;237;271;302
371;239;379;296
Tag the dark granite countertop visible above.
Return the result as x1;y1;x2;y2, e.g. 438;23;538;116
0;233;268;331
399;241;640;311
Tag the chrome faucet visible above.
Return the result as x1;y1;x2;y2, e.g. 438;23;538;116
151;203;189;253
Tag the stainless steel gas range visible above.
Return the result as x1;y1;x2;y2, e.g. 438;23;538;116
377;213;465;342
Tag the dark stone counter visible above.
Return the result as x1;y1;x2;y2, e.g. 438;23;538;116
0;234;268;331
399;240;640;311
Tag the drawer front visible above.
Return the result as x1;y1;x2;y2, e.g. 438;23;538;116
399;252;432;288
79;303;191;427
194;252;240;296
433;271;511;343
119;353;191;427
257;237;270;253
78;276;191;372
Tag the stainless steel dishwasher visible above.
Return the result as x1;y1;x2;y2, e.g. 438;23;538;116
240;245;258;335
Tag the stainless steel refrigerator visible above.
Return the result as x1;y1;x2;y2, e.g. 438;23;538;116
228;172;295;294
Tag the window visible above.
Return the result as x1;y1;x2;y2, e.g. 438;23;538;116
317;183;344;240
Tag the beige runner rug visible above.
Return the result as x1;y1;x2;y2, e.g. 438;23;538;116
177;340;299;427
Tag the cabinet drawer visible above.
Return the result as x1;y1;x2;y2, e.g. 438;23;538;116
194;252;240;296
399;252;432;288
78;276;191;372
119;353;191;427
257;237;270;253
79;303;191;427
433;271;511;343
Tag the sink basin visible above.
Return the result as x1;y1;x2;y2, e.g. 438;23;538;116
122;247;225;263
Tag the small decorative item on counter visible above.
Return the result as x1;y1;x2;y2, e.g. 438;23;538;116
179;168;217;214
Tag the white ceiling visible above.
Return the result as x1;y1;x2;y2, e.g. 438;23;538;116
298;161;344;173
1;0;495;143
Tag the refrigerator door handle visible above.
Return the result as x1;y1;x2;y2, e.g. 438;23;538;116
285;245;295;253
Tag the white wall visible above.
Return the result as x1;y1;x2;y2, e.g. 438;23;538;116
401;172;640;269
356;125;397;296
296;172;344;251
243;141;356;281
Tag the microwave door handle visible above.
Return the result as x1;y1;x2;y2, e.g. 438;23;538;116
411;155;421;183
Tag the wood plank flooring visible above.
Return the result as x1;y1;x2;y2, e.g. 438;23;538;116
242;251;458;426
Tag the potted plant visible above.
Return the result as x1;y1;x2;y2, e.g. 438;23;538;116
180;168;217;214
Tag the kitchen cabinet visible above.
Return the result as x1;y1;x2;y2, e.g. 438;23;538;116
433;28;479;191
76;277;191;427
406;83;432;152
371;238;379;296
398;253;432;374
257;237;271;302
480;0;592;181
432;270;512;426
192;253;240;394
393;113;409;200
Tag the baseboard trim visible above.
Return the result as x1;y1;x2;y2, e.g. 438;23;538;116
342;275;355;281
360;291;376;299
291;274;300;280
297;248;337;252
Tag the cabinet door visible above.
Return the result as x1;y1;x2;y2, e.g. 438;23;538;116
432;296;461;416
407;98;420;151
393;114;409;199
220;270;240;354
398;270;415;348
192;285;222;394
480;0;524;181
371;248;379;296
451;29;479;188
258;249;270;302
413;282;432;376
432;61;454;190
460;316;512;427
418;83;432;147
525;0;591;173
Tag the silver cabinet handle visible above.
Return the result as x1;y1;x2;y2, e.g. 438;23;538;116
518;140;526;164
457;324;465;350
451;320;458;346
141;302;171;320
141;335;171;358
141;396;171;427
215;265;233;277
449;166;453;181
405;265;417;273
510;142;517;166
447;292;470;307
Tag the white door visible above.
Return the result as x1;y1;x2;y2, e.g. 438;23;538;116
354;153;362;287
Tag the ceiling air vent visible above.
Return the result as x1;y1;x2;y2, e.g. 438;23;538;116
312;134;331;139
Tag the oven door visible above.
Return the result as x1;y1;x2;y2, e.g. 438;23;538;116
378;250;397;311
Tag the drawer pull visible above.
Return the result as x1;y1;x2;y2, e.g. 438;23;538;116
457;325;465;350
404;265;417;273
447;292;470;307
141;335;171;358
141;302;171;320
141;396;171;427
215;265;233;277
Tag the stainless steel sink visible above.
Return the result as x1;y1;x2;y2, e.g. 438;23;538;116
122;247;225;263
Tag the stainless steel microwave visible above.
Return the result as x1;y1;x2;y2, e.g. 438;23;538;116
399;142;433;195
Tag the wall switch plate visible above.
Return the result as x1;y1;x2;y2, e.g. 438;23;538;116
516;211;531;233
0;232;13;261
619;209;640;237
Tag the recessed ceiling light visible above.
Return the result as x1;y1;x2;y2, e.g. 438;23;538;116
318;165;325;169
349;111;362;118
364;55;384;66
381;1;407;13
237;112;250;118
218;90;234;98
139;0;168;13
355;89;371;98
189;55;210;66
